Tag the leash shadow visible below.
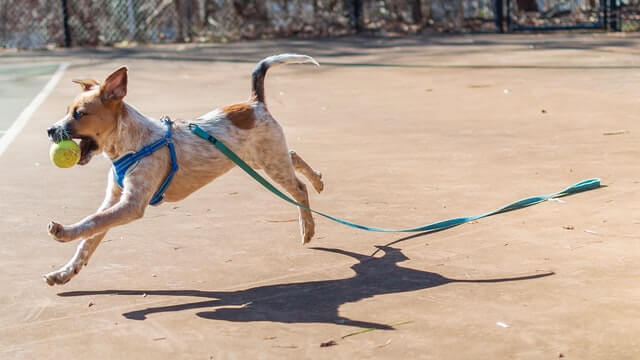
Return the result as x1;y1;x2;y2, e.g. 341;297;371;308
59;245;553;328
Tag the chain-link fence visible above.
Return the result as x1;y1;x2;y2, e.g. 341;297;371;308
1;0;497;49
508;0;606;29
500;0;640;31
1;0;638;49
355;0;496;32
620;0;640;30
1;0;64;48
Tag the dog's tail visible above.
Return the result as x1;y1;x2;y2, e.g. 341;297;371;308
251;54;319;103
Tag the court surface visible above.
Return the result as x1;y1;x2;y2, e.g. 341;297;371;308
0;64;59;138
1;33;639;359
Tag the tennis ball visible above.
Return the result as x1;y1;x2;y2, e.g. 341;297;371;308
50;140;81;168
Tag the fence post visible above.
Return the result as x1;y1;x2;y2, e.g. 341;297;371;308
61;0;71;47
411;0;423;25
505;0;511;31
350;0;363;32
602;0;608;30
495;0;504;33
610;0;621;31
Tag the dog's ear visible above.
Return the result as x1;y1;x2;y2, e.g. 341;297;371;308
72;78;100;91
101;66;128;101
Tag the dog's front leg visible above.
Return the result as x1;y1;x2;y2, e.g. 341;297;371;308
44;177;123;285
43;232;109;285
48;174;154;242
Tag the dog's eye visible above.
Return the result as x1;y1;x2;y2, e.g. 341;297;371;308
73;110;85;120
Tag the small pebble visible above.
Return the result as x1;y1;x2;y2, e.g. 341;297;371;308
320;340;337;347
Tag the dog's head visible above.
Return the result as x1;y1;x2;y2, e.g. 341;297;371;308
47;66;128;165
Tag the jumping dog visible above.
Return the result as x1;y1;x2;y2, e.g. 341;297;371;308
45;54;324;286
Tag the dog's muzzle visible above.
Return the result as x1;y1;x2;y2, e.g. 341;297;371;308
47;125;72;143
46;126;56;138
47;125;99;165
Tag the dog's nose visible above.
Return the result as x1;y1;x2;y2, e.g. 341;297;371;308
47;126;57;138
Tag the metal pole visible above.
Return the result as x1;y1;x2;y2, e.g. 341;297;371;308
602;0;608;30
186;0;193;40
61;0;71;47
505;0;511;31
607;0;613;30
611;0;621;31
495;0;504;33
351;0;363;32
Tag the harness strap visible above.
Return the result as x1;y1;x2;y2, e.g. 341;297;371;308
189;123;601;233
112;116;179;206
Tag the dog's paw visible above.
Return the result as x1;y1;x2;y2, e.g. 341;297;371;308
47;221;69;242
312;171;324;194
43;270;70;286
43;273;59;286
43;272;71;286
301;222;315;245
43;263;83;286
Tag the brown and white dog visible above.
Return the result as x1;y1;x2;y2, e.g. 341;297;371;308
45;54;324;286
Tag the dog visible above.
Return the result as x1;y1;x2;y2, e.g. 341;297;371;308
44;54;324;286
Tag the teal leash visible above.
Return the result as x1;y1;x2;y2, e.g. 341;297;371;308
189;124;601;233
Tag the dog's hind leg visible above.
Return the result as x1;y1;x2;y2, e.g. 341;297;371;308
259;149;316;244
289;150;324;193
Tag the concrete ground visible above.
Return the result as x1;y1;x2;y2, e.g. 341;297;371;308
0;64;58;138
1;33;639;359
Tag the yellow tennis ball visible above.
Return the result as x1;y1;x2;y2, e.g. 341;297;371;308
50;140;81;168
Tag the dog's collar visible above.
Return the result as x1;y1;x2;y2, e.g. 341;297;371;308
112;116;179;206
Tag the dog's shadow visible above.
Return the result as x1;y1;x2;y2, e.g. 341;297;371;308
59;245;553;329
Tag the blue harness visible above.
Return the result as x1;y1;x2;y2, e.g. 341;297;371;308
112;116;179;206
